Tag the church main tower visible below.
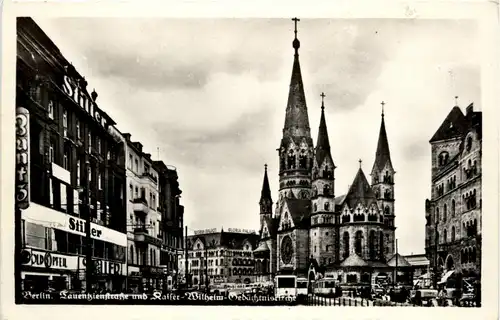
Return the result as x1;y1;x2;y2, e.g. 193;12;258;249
276;18;314;216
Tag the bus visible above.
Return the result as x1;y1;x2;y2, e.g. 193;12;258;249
275;275;297;298
296;278;308;296
314;278;338;297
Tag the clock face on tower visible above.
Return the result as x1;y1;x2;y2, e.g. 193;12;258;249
281;236;293;264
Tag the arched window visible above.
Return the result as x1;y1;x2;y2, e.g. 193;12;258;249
436;208;440;223
451;199;456;216
355;231;363;256
471;247;476;263
384;206;390;215
443;229;447;243
369;230;376;259
343;232;349;259
314;203;318;212
379;232;384;257
324;184;330;196
130;245;134;264
287;151;296;169
451;226;455;242
324;202;330;211
443;204;447;222
299;152;307;169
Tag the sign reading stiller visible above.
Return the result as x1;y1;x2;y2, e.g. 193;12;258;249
22;203;127;247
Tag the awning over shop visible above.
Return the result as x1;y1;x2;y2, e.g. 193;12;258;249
438;270;455;284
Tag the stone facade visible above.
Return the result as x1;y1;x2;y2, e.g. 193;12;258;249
425;104;482;278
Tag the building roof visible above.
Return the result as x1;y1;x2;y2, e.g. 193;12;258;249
340;253;369;267
387;253;412;268
253;241;270;253
281;27;312;143
186;231;259;250
342;168;377;209
284;198;311;228
315;104;334;166
371;113;393;173
403;254;430;267
429;106;468;143
260;165;272;202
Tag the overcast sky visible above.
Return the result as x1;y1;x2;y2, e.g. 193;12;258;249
34;18;480;255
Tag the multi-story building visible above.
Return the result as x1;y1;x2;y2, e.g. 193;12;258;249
122;134;164;292
178;229;259;287
16;17;128;293
425;102;482;281
153;161;184;284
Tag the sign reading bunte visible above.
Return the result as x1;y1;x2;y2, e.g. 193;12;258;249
62;75;108;129
16;107;30;210
22;203;127;247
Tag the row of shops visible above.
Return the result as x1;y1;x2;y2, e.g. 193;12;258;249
20;247;175;293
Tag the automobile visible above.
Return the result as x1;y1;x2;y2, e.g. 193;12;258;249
371;284;385;296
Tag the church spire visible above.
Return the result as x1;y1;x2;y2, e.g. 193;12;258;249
372;101;393;173
315;92;332;164
260;164;272;201
259;164;273;216
282;17;311;140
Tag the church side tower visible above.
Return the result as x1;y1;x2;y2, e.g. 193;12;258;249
276;18;314;216
259;164;273;227
310;93;337;266
370;102;396;256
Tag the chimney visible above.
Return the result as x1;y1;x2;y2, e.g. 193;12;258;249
123;133;131;141
466;103;474;116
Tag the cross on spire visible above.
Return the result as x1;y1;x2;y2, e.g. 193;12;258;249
381;101;385;117
454;96;459;106
359;159;362;168
292;17;300;37
264;163;268;171
321;92;326;109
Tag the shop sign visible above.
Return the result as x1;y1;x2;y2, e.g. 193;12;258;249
80;257;126;276
22;204;127;247
20;249;78;270
194;228;217;235
62;75;108;129
140;266;165;276
16;107;30;210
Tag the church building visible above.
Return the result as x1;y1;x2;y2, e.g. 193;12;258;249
253;19;398;286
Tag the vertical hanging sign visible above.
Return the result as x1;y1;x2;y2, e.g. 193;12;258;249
16;107;30;209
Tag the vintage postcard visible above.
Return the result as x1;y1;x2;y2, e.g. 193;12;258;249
1;1;498;319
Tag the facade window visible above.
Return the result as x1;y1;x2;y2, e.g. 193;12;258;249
63;150;69;170
443;229;447;243
76;160;81;186
129;154;133;169
49;142;54;163
129;184;133;200
435;208;440;223
324;202;330;211
451;199;456;216
48;100;54;119
76;119;81;139
443;204;447;222
343;232;349;259
135;187;138;199
466;136;472;151
62;109;68;137
88;132;92;153
451;226;455;242
355;231;363;256
135;158;139;172
97;138;101;154
98;173;102;190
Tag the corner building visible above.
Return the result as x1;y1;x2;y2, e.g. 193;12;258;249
424;103;482;280
254;21;397;285
16;18;127;293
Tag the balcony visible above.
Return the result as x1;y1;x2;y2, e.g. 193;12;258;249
133;198;149;215
142;171;157;184
133;228;163;247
